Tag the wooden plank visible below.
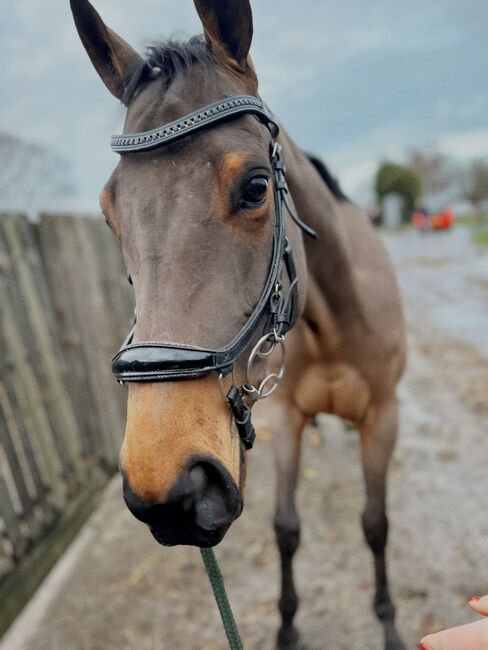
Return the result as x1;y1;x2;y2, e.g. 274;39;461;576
0;277;65;508
88;220;134;424
74;217;126;464
36;215;100;463
0;456;27;559
0;467;109;639
0;217;74;474
40;215;106;461
0;383;33;516
0;215;84;480
39;214;131;468
0;383;54;550
0;546;14;585
0;375;44;503
0;212;136;616
89;218;134;342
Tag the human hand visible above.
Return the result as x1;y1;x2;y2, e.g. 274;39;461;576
418;595;488;649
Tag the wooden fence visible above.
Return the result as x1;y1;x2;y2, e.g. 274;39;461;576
0;212;133;636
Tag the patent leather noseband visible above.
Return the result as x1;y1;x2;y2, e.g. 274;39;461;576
110;95;316;450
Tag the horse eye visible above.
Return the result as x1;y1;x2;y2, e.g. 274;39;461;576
241;177;269;207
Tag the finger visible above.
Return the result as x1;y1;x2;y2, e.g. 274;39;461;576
469;595;488;617
419;618;488;649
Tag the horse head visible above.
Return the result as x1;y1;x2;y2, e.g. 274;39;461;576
70;0;307;547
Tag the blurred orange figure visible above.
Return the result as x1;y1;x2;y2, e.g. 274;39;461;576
431;205;454;229
412;208;429;230
412;205;454;230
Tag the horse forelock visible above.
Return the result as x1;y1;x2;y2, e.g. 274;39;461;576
122;35;213;104
121;32;257;108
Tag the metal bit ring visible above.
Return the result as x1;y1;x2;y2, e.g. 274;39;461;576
243;332;286;401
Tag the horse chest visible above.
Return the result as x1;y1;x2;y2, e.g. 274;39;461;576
294;361;371;423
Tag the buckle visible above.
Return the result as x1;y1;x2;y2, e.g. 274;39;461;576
226;386;256;450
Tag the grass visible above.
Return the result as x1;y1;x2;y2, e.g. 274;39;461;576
456;213;488;226
472;229;488;246
451;213;488;247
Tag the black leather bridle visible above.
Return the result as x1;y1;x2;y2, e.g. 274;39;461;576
110;95;316;450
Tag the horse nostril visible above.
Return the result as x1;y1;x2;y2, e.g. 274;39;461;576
190;461;242;532
183;464;207;511
122;457;242;546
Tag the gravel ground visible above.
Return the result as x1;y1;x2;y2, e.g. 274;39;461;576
2;227;488;650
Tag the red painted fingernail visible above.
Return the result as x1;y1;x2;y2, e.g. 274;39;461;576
469;595;481;602
417;643;428;650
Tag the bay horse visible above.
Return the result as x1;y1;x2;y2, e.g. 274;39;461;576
70;1;406;648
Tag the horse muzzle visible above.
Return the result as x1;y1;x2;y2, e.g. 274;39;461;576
122;457;243;547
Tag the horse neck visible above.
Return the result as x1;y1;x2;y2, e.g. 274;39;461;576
280;130;362;323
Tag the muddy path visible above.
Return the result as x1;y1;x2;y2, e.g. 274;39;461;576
3;227;488;650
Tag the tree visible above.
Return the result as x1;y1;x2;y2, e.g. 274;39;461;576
406;147;457;200
0;132;75;218
375;161;421;222
463;159;488;213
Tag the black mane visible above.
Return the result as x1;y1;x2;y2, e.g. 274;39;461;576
123;35;212;104
306;152;350;202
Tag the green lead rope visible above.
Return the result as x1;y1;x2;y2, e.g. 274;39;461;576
200;548;244;650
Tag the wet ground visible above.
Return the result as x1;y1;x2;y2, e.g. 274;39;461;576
2;227;488;650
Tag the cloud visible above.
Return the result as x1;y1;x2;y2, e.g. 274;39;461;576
329;125;488;204
438;129;488;159
0;0;487;210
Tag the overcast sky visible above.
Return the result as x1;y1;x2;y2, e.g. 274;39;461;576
1;0;487;210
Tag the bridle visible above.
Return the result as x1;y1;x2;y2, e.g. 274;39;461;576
110;95;316;451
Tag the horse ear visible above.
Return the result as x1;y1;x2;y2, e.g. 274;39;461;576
193;0;253;71
70;0;143;104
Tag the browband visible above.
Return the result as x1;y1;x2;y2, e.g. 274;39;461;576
111;95;278;154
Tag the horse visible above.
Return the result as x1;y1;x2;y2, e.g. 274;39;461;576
70;1;406;648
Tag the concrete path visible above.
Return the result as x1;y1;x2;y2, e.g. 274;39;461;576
2;227;487;650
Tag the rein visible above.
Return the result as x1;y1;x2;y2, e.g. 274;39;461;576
200;548;243;650
110;94;316;647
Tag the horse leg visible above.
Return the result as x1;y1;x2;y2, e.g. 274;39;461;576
359;397;405;650
269;402;306;650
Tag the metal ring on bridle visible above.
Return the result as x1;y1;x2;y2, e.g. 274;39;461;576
257;368;285;399
243;333;286;400
254;336;275;358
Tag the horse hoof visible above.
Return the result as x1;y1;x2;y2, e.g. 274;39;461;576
385;641;406;650
384;632;407;650
381;616;406;650
277;625;299;649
